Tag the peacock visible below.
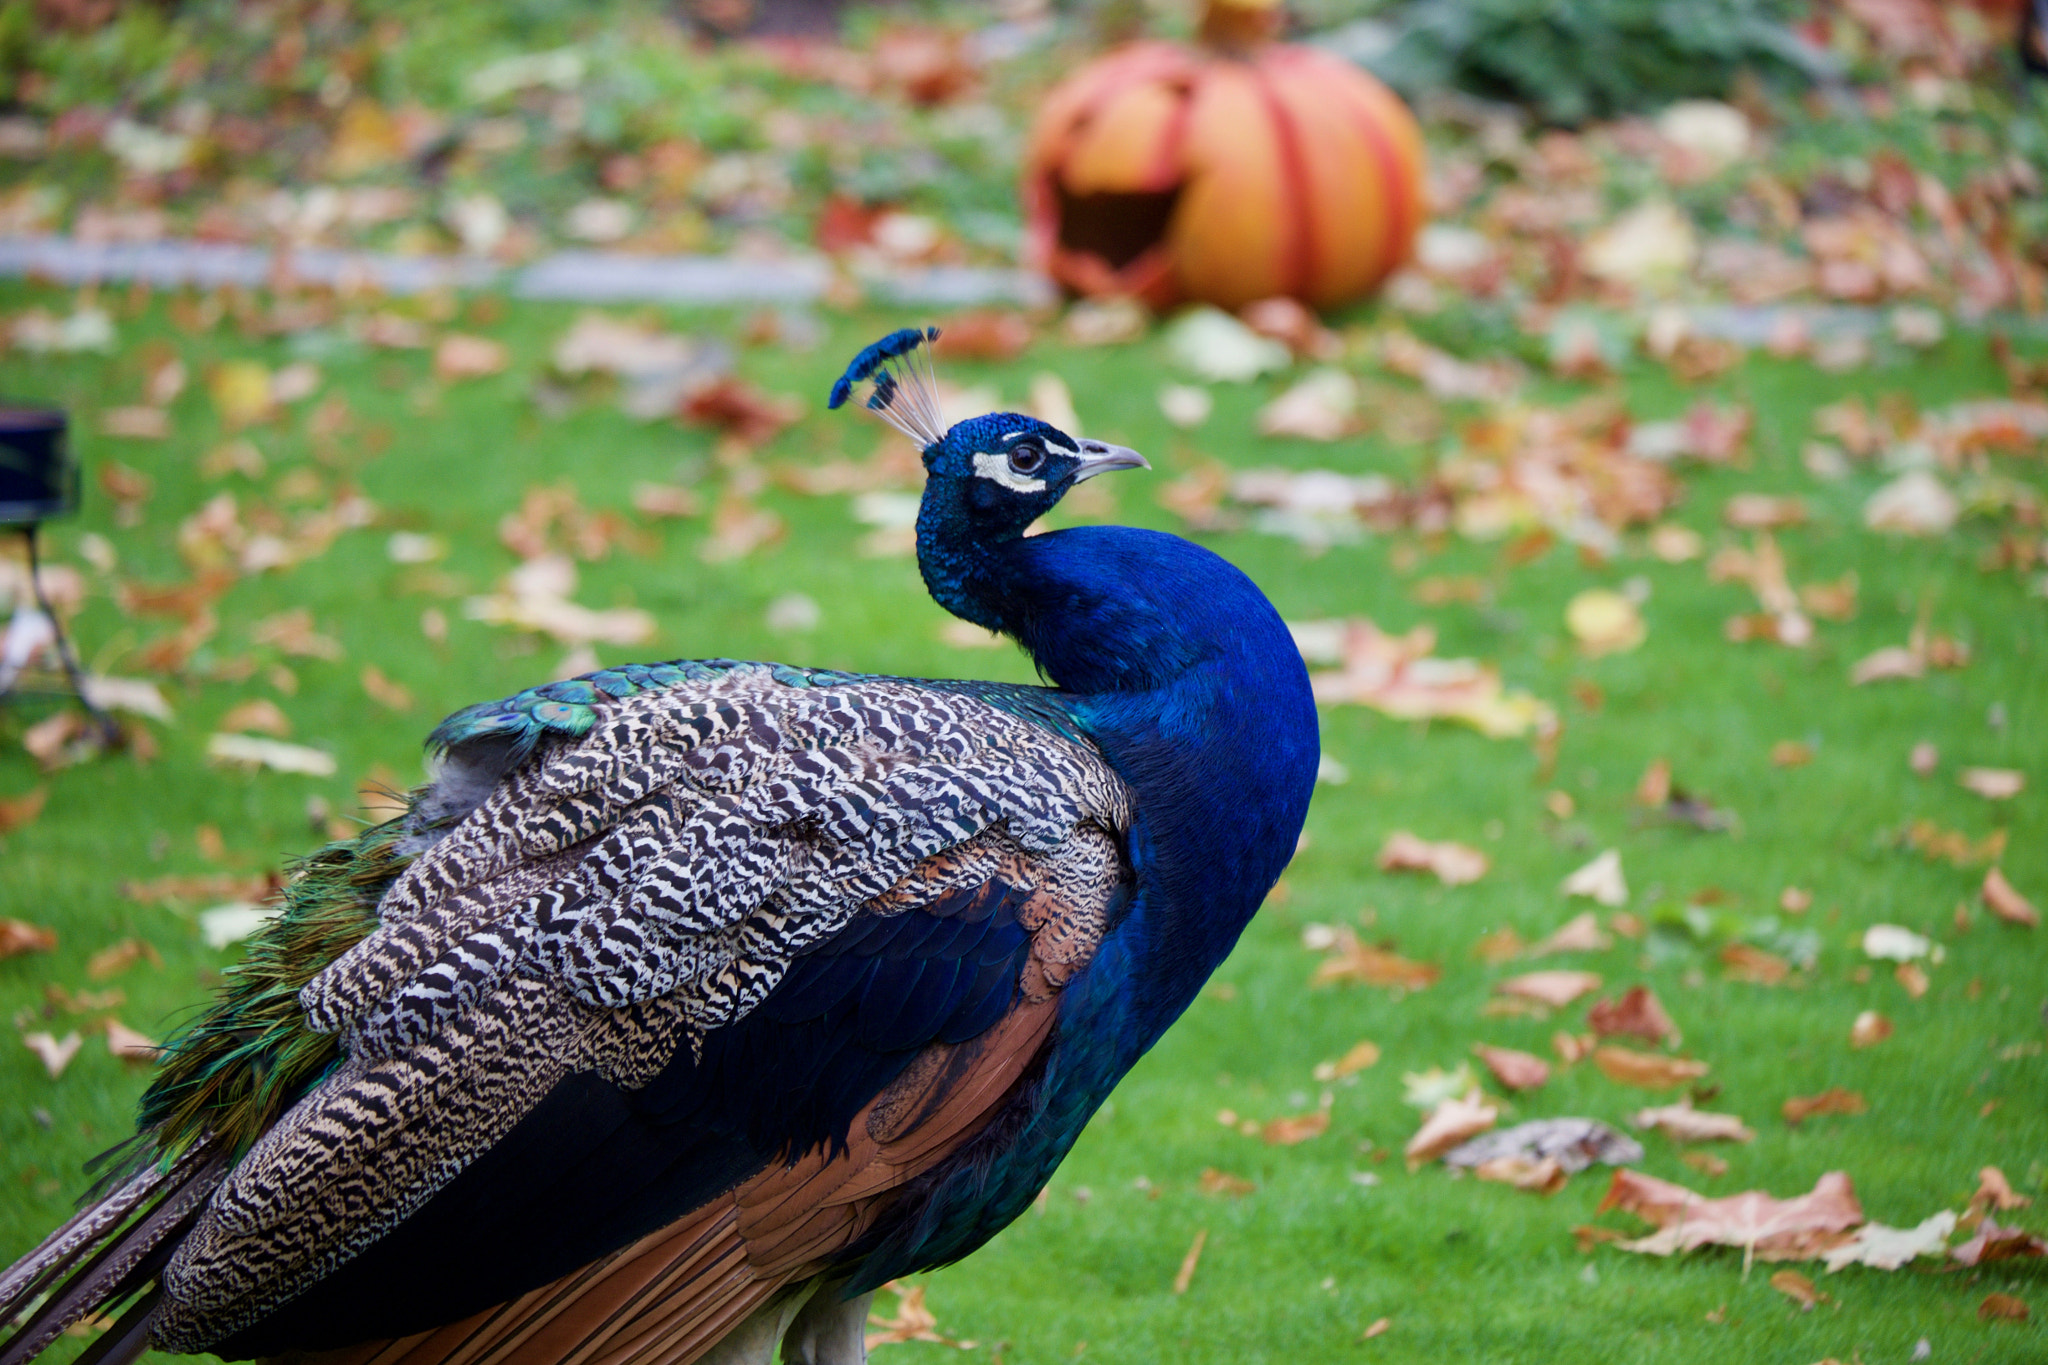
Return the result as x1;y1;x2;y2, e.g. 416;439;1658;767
0;327;1319;1365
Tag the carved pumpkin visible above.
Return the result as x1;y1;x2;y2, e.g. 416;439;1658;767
1023;0;1426;312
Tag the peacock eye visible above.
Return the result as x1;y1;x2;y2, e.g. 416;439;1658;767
1008;442;1047;476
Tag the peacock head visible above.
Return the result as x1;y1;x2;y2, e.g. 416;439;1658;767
828;327;1148;546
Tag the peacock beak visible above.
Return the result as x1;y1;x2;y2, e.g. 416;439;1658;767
1069;441;1150;483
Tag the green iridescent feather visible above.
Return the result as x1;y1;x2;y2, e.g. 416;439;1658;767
127;817;413;1169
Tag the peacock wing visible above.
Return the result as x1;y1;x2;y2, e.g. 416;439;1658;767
145;663;1130;1359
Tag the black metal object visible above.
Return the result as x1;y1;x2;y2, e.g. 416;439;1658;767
0;406;117;742
0;406;78;526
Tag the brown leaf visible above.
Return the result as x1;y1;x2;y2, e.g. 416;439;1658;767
1405;1091;1499;1170
1528;911;1612;957
1475;1155;1569;1196
1849;1010;1892;1049
631;482;700;519
1377;831;1489;886
1553;1031;1596;1064
251;608;343;660
1973;1167;2033;1214
23;1030;83;1079
1360;1317;1391;1339
103;1019;155;1063
1631;1099;1755;1144
933;311;1035;360
864;1283;974;1350
433;333;510;382
121;872;279;905
1311;929;1441;992
1588;985;1680;1045
1769;740;1814;768
1955;1220;2048;1267
1599;1168;1863;1265
1682;1151;1730;1178
1472;927;1526;964
1305;618;1556;739
1895;962;1929;998
1720;943;1792;986
1781;1088;1866;1126
679;377;803;448
1312;1039;1382;1082
1496;970;1602;1009
1768;1269;1819;1310
0;918;58;959
86;938;159;980
1172;1228;1208;1295
1983;868;2039;928
1723;494;1808;529
0;786;48;834
1979;1293;2029;1322
1473;1044;1551;1091
219;698;291;736
1959;767;2025;801
1593;1046;1709;1089
1197;1169;1256;1198
360;665;414;713
1262;1110;1330;1146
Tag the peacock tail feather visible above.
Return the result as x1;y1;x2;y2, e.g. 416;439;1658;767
128;817;412;1170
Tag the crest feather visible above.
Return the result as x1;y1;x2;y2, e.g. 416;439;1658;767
828;327;946;449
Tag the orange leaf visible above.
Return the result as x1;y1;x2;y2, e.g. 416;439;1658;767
1593;1046;1709;1089
1262;1110;1330;1146
0;918;58;960
1781;1088;1866;1126
1588;985;1680;1045
1979;1293;2029;1321
1495;970;1602;1008
1983;867;2038;928
1472;1044;1550;1091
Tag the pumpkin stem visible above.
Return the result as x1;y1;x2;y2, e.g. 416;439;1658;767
1198;0;1281;50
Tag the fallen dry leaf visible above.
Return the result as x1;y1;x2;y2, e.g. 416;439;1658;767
1959;768;2025;801
1849;1010;1892;1049
1377;831;1489;886
1600;1168;1863;1267
1553;1031;1596;1065
103;1019;155;1063
1895;962;1929;998
1561;850;1628;907
1769;741;1813;768
1861;924;1932;961
219;699;291;736
1863;470;1959;536
1476;1155;1569;1196
1720;943;1792;986
1781;1088;1867;1126
1528;911;1612;957
1683;1152;1730;1178
1910;741;1939;776
1301;618;1555;740
1974;1167;2033;1214
1360;1317;1391;1340
1405;1090;1499;1170
433;333;510;382
23;1030;82;1079
1198;1168;1256;1198
0;786;49;834
1261;1110;1330;1146
1820;1211;1956;1272
1473;1044;1551;1091
1497;970;1603;1009
1473;927;1525;963
1258;369;1359;441
1312;1039;1382;1082
207;733;337;776
1983;868;2039;928
1631;1099;1755;1144
1769;1268;1819;1309
1589;986;1680;1046
1311;929;1441;993
0;918;57;959
1978;1292;2029;1322
86;938;159;979
1565;589;1646;656
864;1283;974;1351
1594;1046;1709;1089
1445;1118;1643;1174
1172;1228;1208;1295
1954;1220;2048;1267
360;665;414;713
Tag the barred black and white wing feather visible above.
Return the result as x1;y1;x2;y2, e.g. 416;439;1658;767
134;664;1130;1357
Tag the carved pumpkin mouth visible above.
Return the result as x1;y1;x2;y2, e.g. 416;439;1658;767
1051;182;1183;273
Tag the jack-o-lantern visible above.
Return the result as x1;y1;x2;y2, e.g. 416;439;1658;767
1023;0;1425;312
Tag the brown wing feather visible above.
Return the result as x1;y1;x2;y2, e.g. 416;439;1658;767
260;905;1078;1365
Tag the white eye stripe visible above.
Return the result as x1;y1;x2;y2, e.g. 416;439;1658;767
972;450;1047;493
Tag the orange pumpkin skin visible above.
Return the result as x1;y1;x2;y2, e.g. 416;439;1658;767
1023;39;1426;311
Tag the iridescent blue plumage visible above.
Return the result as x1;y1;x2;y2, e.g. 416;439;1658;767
826;326;938;411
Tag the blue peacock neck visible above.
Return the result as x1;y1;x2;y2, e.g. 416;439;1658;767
921;517;1320;1016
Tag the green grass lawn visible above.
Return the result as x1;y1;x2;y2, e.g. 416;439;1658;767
1;281;2042;1363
